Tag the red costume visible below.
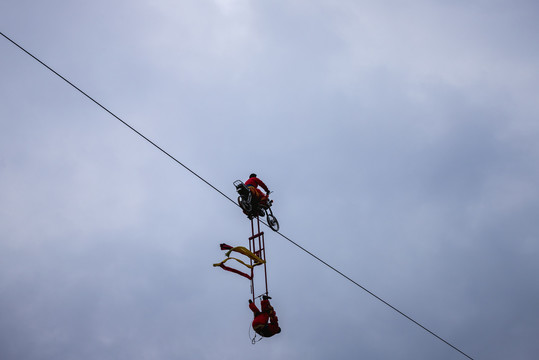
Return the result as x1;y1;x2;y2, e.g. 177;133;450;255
249;298;281;337
245;175;270;202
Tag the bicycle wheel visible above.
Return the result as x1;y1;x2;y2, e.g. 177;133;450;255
267;214;280;232
238;196;252;213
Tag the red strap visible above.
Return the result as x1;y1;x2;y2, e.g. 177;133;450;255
219;264;252;280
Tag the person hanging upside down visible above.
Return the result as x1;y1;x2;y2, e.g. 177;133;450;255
249;295;281;337
245;173;270;204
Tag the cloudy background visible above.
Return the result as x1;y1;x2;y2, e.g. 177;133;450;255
1;1;538;359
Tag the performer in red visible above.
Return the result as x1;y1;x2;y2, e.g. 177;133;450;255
249;296;281;337
245;173;270;203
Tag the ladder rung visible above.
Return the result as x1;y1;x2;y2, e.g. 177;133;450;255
249;232;264;240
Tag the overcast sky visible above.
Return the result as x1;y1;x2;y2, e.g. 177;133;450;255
1;1;539;359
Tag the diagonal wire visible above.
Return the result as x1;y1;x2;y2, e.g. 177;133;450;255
1;31;474;360
272;226;474;359
0;31;236;207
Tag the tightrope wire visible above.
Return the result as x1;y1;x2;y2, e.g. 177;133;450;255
1;31;474;360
